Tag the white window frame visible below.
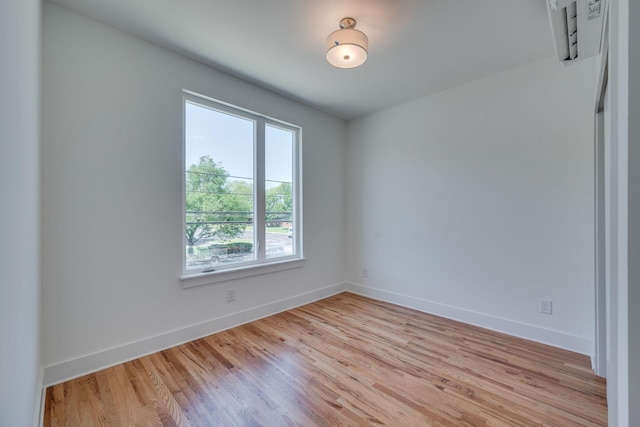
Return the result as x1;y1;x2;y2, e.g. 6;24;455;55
180;90;303;288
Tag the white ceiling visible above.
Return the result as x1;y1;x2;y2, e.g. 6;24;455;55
47;0;554;120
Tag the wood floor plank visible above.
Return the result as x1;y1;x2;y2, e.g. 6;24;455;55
43;292;607;426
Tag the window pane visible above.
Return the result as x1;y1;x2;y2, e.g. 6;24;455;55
185;102;255;270
265;125;294;259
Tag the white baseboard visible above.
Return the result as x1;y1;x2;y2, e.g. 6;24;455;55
42;281;593;389
346;282;593;356
43;282;347;387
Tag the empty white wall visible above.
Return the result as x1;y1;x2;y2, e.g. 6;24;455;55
41;3;346;383
346;56;597;353
629;0;640;421
607;0;640;424
0;0;41;425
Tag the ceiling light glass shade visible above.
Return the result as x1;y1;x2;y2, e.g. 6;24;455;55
326;19;368;68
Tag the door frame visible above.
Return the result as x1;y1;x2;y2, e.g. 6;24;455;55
593;12;609;378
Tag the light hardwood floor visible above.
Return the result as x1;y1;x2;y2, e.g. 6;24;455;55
44;292;607;426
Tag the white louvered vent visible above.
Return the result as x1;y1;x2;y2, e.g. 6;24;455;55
547;0;606;65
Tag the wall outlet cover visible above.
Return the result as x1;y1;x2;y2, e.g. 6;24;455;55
540;299;553;315
227;289;236;302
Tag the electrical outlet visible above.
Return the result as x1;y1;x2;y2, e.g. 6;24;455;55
227;289;236;303
362;268;369;278
540;299;552;315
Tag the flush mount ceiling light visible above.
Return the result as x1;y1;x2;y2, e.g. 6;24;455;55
326;17;368;69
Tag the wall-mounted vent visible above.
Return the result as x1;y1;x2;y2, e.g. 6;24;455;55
547;0;606;65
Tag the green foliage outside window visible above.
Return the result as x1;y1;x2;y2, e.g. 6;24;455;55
185;155;252;254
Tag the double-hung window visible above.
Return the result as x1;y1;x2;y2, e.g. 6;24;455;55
182;91;302;284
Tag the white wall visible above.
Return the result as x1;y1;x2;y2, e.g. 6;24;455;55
346;56;597;354
607;0;640;424
41;3;346;383
0;0;41;425
628;0;640;421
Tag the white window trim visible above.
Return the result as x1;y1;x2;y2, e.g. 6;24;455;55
181;90;303;287
181;258;305;288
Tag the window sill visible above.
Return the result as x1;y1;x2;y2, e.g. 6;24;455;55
180;258;305;288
